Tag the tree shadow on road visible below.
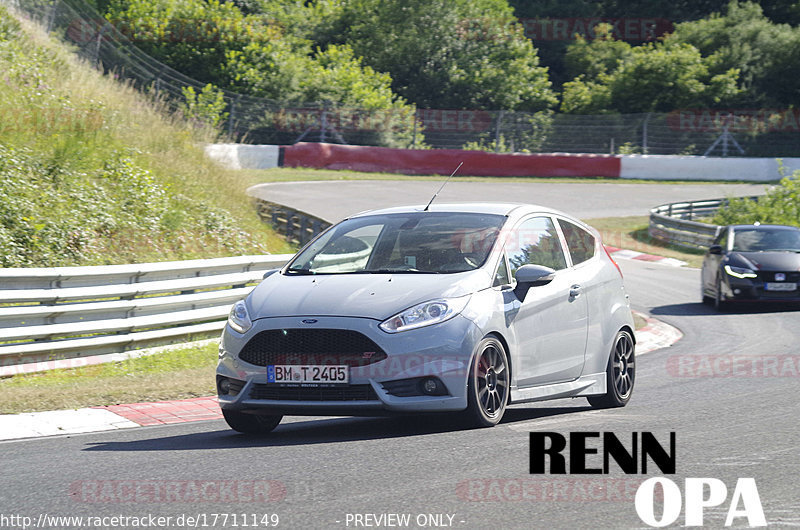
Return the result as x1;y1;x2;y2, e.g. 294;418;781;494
82;405;591;451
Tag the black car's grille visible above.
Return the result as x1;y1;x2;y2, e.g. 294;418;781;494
756;271;800;282
249;383;378;401
238;329;387;367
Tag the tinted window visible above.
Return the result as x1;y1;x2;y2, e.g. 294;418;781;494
506;217;567;274
558;219;596;265
732;227;800;252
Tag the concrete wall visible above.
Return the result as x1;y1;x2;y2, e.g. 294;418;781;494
620;154;800;181
205;142;800;181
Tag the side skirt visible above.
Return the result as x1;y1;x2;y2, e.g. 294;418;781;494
509;372;606;404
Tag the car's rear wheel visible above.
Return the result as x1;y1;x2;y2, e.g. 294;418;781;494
463;336;509;428
588;329;635;409
222;409;282;434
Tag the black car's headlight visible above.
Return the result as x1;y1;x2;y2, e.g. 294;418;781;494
227;300;253;333
724;265;757;279
379;296;470;333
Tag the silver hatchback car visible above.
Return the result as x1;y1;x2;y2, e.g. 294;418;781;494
216;203;635;433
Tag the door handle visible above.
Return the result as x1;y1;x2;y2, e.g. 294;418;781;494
569;284;582;298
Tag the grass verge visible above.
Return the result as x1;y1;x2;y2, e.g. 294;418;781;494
586;216;705;268
0;342;218;414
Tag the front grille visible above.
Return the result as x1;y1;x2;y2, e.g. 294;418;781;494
238;328;387;367
756;271;800;282
249;383;378;401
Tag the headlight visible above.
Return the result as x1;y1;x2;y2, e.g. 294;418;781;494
724;265;757;279
227;300;252;333
379;296;470;333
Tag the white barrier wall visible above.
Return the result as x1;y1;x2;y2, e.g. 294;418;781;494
204;143;800;182
620;155;800;181
204;144;280;170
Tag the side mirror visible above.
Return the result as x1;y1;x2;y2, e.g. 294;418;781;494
708;245;722;255
514;264;555;301
262;269;279;280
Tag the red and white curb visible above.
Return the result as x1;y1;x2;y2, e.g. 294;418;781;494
0;313;683;442
605;246;687;267
0;397;222;441
635;312;683;355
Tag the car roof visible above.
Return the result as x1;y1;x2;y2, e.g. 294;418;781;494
348;202;567;219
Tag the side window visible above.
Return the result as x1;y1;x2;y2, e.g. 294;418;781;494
506;217;567;274
558;219;596;266
493;256;511;287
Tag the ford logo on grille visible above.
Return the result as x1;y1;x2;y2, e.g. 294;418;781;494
301;319;318;324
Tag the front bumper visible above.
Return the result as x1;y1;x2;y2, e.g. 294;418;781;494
216;314;483;415
723;274;800;302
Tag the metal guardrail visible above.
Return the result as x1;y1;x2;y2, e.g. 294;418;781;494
0;254;293;370
648;197;759;249
253;199;332;247
648;199;724;249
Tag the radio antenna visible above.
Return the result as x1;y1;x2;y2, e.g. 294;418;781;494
424;162;463;211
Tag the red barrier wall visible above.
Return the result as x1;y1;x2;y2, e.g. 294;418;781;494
283;143;621;178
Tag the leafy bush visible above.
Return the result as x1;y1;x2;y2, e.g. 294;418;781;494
712;167;800;227
180;84;229;130
106;0;418;146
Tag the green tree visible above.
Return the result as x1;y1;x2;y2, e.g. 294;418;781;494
669;1;800;107
317;0;557;111
106;0;274;85
562;38;740;113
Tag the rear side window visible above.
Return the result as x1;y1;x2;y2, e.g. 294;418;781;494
558;219;596;266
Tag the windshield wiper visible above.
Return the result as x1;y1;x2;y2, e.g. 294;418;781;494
359;269;436;274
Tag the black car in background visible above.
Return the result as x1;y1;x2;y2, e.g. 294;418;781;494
702;224;800;309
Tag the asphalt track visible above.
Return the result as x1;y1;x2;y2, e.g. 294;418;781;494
1;181;798;529
248;180;768;222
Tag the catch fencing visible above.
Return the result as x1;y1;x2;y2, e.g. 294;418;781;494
7;0;800;156
0;254;292;373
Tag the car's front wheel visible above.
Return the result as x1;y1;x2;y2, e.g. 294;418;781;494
588;329;635;409
222;409;282;434
463;336;509;428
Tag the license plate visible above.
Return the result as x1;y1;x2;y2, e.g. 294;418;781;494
765;282;797;291
267;365;349;385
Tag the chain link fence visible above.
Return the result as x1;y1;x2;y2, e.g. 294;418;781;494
8;0;800;157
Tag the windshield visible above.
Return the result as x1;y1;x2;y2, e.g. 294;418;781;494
286;212;506;274
732;228;800;252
